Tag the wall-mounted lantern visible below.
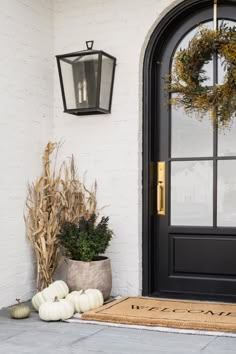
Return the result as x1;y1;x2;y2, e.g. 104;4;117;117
56;41;116;115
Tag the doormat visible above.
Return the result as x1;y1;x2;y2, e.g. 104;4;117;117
81;297;236;333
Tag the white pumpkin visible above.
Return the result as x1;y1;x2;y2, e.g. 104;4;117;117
39;297;74;321
66;289;104;313
49;280;69;298
32;280;69;311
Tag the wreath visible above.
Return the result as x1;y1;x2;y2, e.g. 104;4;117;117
169;24;236;127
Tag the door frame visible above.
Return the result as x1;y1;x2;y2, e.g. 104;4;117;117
142;0;222;296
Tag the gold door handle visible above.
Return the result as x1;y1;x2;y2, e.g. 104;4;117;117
157;161;165;215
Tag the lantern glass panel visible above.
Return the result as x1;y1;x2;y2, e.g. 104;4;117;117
60;54;99;110
99;55;114;110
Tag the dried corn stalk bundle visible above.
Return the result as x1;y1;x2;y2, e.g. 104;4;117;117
24;142;96;290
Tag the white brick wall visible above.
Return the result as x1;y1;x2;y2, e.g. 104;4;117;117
0;0;53;308
0;0;184;307
53;0;182;296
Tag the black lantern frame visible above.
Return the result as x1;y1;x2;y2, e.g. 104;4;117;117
56;45;116;116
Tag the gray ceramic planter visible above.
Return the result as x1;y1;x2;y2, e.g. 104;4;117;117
65;257;112;300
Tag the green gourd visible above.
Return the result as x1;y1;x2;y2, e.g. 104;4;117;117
10;299;31;319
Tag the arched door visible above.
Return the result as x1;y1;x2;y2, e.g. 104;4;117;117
143;1;236;300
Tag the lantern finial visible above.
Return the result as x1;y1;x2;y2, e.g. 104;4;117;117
86;40;94;50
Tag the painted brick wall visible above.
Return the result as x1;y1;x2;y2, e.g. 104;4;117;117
0;0;54;308
53;0;181;296
0;0;184;307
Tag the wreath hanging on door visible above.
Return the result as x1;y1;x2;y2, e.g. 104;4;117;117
168;24;236;127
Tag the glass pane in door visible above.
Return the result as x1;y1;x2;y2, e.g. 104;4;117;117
171;161;213;226
171;94;213;158
173;21;214;87
171;22;214;158
218;119;236;156
218;20;236;86
217;160;236;226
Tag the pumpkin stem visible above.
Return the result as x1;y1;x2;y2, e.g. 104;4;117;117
81;290;85;294
54;296;59;302
16;298;21;305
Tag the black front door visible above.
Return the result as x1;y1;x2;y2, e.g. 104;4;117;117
146;3;236;300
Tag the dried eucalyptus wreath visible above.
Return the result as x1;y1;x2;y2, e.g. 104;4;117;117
168;23;236;127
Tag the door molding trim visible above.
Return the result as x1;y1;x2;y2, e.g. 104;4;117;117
142;0;215;296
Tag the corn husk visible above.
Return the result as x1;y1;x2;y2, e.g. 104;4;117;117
24;142;96;290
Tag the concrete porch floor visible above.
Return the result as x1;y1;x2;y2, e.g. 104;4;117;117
1;305;236;354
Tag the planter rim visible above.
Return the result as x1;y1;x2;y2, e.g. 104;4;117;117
66;256;110;264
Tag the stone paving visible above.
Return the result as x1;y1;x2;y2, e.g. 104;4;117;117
1;304;236;353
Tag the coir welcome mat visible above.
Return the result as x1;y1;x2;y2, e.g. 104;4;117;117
81;297;236;332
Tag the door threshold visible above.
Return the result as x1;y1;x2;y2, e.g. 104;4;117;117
146;291;236;303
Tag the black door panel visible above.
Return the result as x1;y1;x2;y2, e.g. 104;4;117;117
171;235;236;276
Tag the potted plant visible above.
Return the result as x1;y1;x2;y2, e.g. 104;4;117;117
58;214;113;300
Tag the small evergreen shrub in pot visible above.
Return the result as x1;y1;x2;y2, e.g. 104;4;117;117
58;214;113;300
